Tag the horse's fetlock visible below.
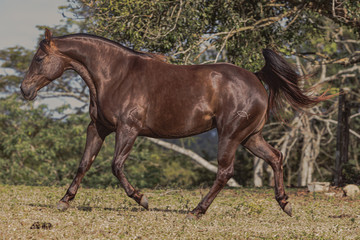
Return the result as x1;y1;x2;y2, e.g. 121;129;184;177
275;194;288;202
127;189;137;198
191;205;206;216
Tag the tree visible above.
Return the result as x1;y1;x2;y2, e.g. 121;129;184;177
54;0;360;186
1;0;359;188
68;1;359;63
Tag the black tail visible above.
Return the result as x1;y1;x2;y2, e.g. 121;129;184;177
256;49;332;114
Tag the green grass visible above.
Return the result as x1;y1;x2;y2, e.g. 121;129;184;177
0;185;359;239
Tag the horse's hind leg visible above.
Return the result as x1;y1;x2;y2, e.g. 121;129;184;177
57;121;110;211
244;132;292;216
187;130;249;219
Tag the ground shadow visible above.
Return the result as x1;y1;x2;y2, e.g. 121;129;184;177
27;203;188;214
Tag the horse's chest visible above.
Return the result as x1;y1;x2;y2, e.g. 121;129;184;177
89;102;117;129
90;98;146;131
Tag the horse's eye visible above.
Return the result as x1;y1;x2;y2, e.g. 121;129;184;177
35;56;44;62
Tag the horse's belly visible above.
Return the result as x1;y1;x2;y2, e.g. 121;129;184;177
142;112;215;138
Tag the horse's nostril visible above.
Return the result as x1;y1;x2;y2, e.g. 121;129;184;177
20;86;26;97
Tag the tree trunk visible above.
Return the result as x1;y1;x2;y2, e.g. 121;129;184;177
298;130;313;186
297;115;323;186
265;163;275;187
146;137;241;187
253;157;263;187
335;91;351;186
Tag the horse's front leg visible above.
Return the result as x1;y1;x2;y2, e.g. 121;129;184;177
111;126;148;209
57;121;110;211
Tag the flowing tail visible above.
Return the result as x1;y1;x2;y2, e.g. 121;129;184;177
256;49;332;114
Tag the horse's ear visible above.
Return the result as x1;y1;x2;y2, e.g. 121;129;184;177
45;28;52;43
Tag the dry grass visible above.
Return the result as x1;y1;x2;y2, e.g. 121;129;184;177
0;184;359;239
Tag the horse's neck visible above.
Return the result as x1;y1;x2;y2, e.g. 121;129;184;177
57;37;116;68
56;37;126;99
70;61;97;101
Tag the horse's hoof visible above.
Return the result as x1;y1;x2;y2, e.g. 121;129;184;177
283;202;292;217
139;195;149;210
57;201;70;211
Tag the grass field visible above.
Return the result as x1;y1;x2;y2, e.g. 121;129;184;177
0;184;359;239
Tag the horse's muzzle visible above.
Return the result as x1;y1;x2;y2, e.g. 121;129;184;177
20;85;37;100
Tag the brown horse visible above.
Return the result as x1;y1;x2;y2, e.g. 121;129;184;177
21;29;329;218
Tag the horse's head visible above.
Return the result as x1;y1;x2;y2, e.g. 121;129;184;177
21;29;67;100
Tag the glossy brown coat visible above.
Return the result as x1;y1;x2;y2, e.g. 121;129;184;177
21;29;329;218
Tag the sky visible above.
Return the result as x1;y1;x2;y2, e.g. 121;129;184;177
0;0;68;50
0;0;81;109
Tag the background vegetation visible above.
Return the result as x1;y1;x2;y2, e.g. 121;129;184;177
0;0;359;189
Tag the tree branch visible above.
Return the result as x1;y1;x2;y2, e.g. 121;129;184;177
313;116;360;139
146;137;241;187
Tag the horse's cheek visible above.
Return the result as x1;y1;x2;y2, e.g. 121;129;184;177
46;57;65;79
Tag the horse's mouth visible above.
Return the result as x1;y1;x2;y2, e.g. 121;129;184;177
20;87;37;101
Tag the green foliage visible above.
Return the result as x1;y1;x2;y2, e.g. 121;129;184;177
342;163;360;185
234;148;254;186
69;0;359;69
0;47;33;91
0;95;87;185
0;0;359;189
